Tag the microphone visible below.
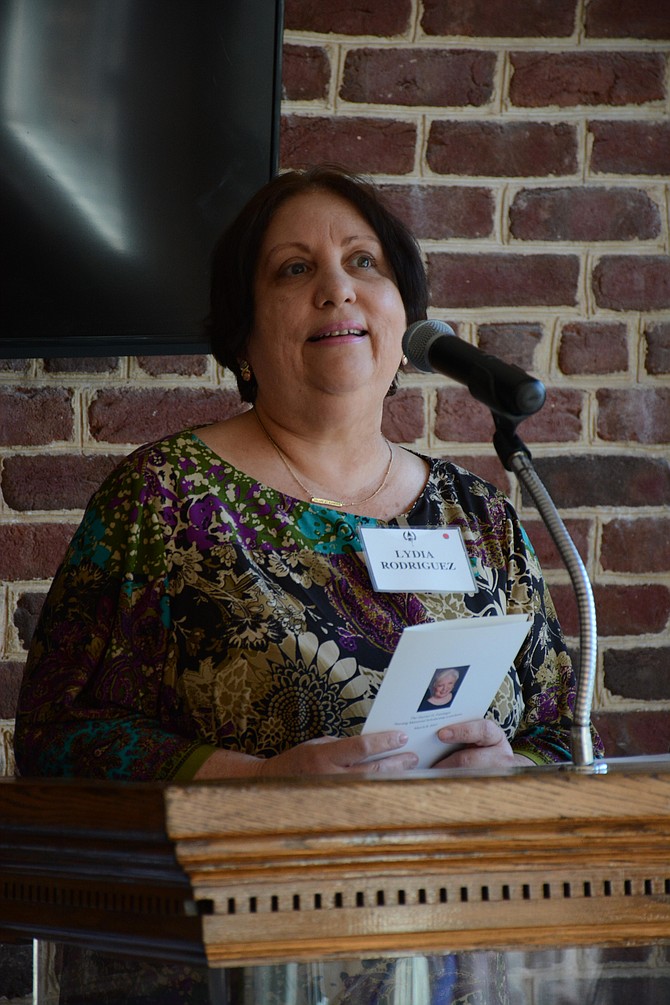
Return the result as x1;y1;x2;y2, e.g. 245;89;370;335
402;319;546;420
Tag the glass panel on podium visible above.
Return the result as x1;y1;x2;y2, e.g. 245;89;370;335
6;940;670;1005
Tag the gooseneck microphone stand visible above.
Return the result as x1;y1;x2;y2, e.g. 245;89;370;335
401;319;602;769
492;414;602;771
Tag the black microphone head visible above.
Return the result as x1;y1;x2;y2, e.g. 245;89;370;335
402;319;456;372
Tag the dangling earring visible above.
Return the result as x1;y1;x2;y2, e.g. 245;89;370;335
239;359;252;382
401;354;409;367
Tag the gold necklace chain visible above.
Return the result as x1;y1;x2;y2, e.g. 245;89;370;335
254;410;394;509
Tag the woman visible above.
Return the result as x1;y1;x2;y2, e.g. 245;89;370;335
14;166;601;1002
417;666;464;711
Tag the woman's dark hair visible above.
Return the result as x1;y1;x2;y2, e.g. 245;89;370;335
206;165;429;403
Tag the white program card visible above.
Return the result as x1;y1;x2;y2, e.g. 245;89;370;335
362;614;532;768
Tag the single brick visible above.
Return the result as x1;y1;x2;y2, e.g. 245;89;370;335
592;709;670;758
552;583;669;637
510;51;666;107
135;355;209;377
590;121;670;176
585;0;670;40
520;517;591;571
447;454;513;495
546;583;578;641
601;517;670;574
604;642;670;699
558;322;629;375
526;455;670;508
0;387;74;446
0;661;26;718
43;357;120;374
644;323;670;374
428;253;579;308
597;388;670;444
593;256;670;311
0;524;76;581
435;388;495;443
428;120;578;177
421;0;577;37
379;184;494;239
88;388;244;444
437;388;582;444
280;114;417;174
285;0;412;35
382;388;425;443
13;592;47;651
282;45;330;102
515;388;584;442
341;48;496;107
0;360;30;373
509;187;661;241
2;454;120;511
476;323;544;371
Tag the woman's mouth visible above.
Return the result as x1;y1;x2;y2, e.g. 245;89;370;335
308;327;368;343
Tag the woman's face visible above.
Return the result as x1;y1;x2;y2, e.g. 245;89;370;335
248;189;407;409
432;671;458;699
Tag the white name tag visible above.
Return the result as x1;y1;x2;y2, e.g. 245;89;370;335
358;526;477;593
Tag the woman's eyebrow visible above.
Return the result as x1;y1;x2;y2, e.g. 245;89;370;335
264;241;311;258
265;233;382;259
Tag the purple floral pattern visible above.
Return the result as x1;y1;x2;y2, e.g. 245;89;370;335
14;430;602;781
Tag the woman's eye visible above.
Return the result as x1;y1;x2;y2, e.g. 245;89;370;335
352;253;374;269
283;261;307;276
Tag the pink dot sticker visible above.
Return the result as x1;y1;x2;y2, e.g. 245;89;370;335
443;532;450;538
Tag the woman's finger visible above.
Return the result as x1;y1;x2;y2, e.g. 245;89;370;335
436;718;505;748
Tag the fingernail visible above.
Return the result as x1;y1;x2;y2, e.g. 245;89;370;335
398;732;409;745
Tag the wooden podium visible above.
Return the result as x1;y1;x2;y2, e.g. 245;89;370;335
3;757;670;972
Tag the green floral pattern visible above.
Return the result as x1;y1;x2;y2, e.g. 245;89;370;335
15;430;601;781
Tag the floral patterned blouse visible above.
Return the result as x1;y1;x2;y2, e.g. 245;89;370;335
14;430;598;780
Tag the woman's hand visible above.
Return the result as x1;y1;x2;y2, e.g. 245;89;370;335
433;719;531;770
193;731;419;779
257;731;419;778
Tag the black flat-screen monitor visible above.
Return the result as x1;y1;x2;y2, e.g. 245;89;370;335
0;0;283;358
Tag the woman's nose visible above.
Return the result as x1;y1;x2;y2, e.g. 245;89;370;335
314;264;357;307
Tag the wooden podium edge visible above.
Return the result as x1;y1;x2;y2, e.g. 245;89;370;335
2;759;670;965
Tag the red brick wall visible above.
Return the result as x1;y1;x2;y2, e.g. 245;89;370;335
1;0;669;756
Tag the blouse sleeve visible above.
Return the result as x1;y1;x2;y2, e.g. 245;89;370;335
504;509;603;765
13;448;217;781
